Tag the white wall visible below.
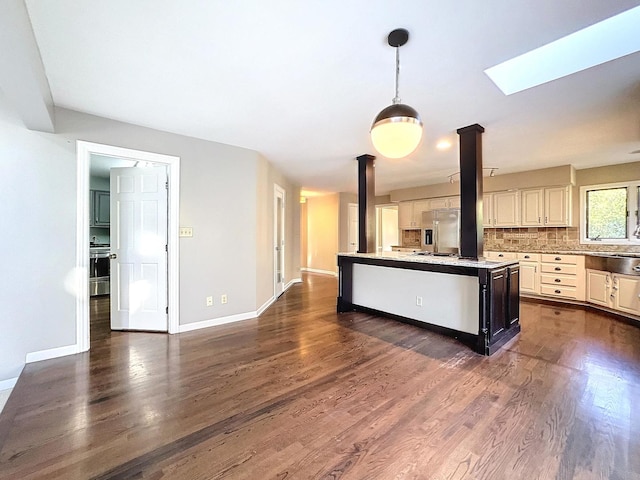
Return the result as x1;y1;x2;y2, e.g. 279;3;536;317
0;95;76;381
0;99;300;383
255;155;301;308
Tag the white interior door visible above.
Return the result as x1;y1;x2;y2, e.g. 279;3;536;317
274;185;285;297
110;166;168;331
348;203;358;253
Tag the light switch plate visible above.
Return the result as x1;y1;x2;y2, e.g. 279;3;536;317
179;227;193;237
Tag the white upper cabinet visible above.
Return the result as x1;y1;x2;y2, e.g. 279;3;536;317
544;186;571;226
398;199;430;229
483;193;494;227
413;199;430;220
447;196;461;208
428;197;449;210
493;191;520;227
521;186;572;227
427;196;459;210
521;189;543;226
398;201;414;229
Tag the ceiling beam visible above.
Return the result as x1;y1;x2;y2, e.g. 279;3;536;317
0;0;55;132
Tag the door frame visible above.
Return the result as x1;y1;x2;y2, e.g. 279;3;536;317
348;202;358;252
274;184;285;297
76;141;181;352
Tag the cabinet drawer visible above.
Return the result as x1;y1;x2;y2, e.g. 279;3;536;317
540;254;579;265
517;253;539;262
491;252;517;260
540;263;577;275
540;274;577;287
540;284;578;299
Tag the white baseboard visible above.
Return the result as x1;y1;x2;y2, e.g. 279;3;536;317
26;344;79;364
0;376;18;391
301;268;338;277
284;277;303;290
256;278;303;317
178;311;256;333
180;278;305;333
257;297;276;316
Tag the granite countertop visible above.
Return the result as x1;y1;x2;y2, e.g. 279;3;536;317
487;249;640;258
338;251;518;269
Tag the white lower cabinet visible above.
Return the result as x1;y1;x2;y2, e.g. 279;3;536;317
586;269;640;316
539;254;585;301
612;274;640;315
586;269;611;306
517;253;539;295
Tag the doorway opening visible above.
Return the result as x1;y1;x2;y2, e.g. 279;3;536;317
376;204;399;252
76;141;180;353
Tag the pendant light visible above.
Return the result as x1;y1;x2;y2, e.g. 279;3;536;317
371;28;423;159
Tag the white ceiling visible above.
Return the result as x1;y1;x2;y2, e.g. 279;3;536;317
25;0;640;194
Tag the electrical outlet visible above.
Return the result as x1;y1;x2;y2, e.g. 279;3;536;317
416;296;423;306
206;296;213;306
221;294;228;304
179;227;193;237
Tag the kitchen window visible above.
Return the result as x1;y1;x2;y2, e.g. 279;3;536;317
580;181;640;245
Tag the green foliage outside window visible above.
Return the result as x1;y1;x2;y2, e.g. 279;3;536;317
586;187;627;239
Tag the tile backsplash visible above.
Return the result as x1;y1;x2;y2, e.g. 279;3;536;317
484;227;640;253
402;229;421;247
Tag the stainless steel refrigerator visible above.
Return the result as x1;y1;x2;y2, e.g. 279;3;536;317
421;209;460;254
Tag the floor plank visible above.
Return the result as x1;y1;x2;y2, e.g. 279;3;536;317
0;274;639;479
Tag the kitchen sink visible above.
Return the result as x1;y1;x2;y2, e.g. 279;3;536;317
585;254;640;275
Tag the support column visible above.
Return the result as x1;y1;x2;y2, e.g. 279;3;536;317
457;124;485;260
356;154;376;253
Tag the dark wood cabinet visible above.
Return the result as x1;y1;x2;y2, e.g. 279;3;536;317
482;265;521;354
488;268;507;340
90;190;110;227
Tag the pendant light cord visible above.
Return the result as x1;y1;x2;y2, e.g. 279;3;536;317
393;46;401;104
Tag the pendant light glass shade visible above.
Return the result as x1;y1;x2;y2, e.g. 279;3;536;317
370;28;423;159
370;104;423;159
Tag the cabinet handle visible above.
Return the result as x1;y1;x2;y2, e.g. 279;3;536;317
524;255;530;259
554;267;562;271
554;278;561;283
554;257;561;261
498;254;504;257
545;216;548;224
555;290;561;294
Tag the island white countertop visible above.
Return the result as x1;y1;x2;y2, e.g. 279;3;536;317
337;251;518;269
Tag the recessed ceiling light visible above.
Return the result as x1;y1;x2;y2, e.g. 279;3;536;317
436;139;452;150
485;6;640;95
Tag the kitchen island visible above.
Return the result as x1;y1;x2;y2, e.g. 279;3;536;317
337;252;520;355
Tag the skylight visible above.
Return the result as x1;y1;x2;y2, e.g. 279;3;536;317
485;6;640;95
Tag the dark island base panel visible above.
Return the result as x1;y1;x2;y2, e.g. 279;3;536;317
336;253;521;356
337;302;521;356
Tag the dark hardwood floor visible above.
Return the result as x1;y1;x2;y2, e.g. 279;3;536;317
1;273;639;479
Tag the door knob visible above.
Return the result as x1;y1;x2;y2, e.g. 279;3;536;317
108;253;117;260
